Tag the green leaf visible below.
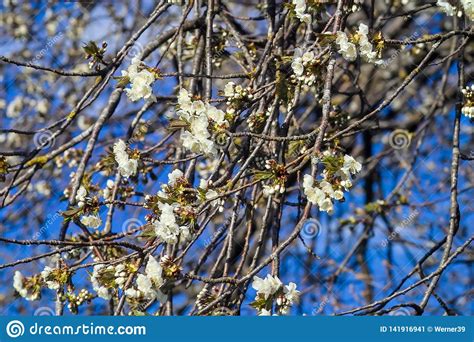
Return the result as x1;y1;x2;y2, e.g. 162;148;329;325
253;170;273;181
61;207;82;218
114;75;130;88
82;41;100;56
139;225;157;239
168;119;189;131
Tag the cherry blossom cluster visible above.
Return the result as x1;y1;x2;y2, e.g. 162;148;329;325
31;180;51;197
291;0;311;24
291;48;318;86
153;202;191;244
121;58;157;103
437;0;457;16
247;107;271;132
462;0;474;19
13;271;41;301
124;256;167;304
91;263;132;300
251;274;300;315
145;168;222;244
303;153;362;214
176;89;229;156
80;214;102;229
261;159;288;197
14;261;70;302
223;81;253;103
75;185;88;208
71;185;102;229
199;178;223;212
64;289;94;314
461;85;474;119
15;253;180;314
3;96;49;119
113;139;138;179
41;265;64;290
144;169;193;244
55;148;82;169
437;0;474;19
349;0;364;12
223;81;253;117
196;286;221;312
102;179;115;205
336;23;382;65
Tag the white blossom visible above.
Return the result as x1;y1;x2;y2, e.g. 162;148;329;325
318;197;334;213
292;0;311;24
333;190;344;200
319;180;335;198
125;288;141;298
13;271;39;301
75;185;87;207
114;264;127;288
145;256;163;288
357;24;382;64
36;99;49;115
103;179;115;203
177;88;193;114
303;174;331;212
97;286;111;300
34;180;51;197
40;266;60;290
461;85;474;118
351;0;364;12
132;256;166;301
336;31;357;61
13;271;27;298
302;50;315;64
340;177;353;191
461;0;474;19
252;274;282;300
252;275;300;315
284;282;300;305
184;115;214;153
181;130;216;155
80;214;102;229
168;169;183;187
262;183;284;197
224;81;235;97
136;274;154;298
336;25;382;64
291;48;318;86
6;96;23;118
122;58;156;103
199;178;209;190
262;184;276;197
153;203;188;244
303;154;361;213
207;106;226;125
224;82;251;103
113;139;138;179
437;0;456;16
291;49;305;77
258;309;272;316
342;154;362;176
176;88;229;156
437;0;473;19
91;265;112;300
205;189;219;202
